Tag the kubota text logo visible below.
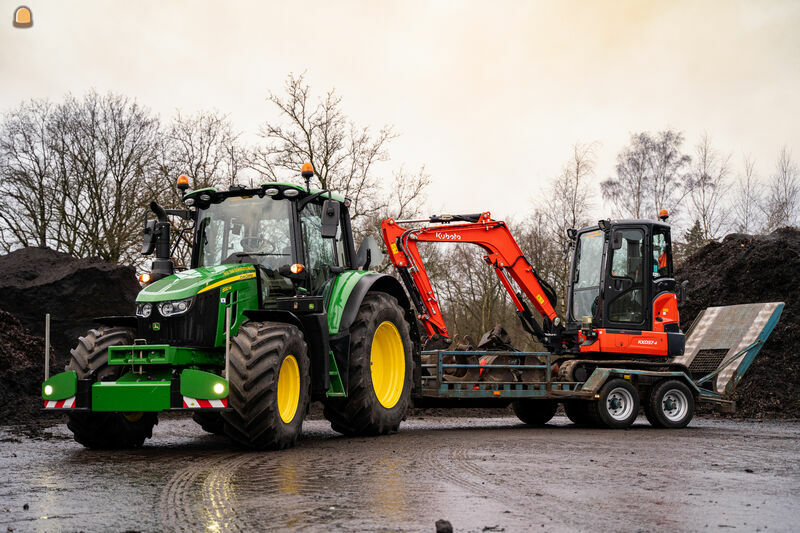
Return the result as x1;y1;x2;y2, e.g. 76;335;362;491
637;339;657;345
435;232;461;241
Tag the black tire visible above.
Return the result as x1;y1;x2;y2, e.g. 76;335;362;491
645;380;695;429
65;327;158;449
512;399;558;426
193;412;225;434
222;321;310;450
563;401;597;426
594;378;640;429
323;292;413;436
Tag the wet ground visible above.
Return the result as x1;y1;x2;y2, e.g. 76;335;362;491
1;415;798;532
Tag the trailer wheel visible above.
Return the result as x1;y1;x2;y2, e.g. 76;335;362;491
563;401;597;426
594;378;639;429
645;380;695;429
222;321;310;450
323;292;413;436
65;327;158;449
512;399;558;426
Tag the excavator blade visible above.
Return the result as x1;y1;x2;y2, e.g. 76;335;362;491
672;302;784;396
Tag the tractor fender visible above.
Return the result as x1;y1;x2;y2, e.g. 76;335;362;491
336;273;412;334
242;309;304;331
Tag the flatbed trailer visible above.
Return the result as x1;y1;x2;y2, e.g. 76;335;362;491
415;302;784;428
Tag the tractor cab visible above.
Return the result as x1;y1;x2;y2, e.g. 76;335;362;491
565;213;684;356
185;183;356;301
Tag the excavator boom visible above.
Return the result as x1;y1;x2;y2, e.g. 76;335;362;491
381;212;562;349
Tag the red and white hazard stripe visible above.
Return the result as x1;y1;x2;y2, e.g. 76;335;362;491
182;396;227;408
44;396;76;409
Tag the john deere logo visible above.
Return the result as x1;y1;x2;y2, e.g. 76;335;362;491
13;6;32;28
152;323;161;331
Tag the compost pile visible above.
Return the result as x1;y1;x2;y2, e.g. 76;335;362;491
677;227;800;418
0;247;140;423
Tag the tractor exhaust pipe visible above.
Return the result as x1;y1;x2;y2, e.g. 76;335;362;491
143;201;174;282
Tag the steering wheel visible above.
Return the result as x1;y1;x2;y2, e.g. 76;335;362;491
240;237;276;254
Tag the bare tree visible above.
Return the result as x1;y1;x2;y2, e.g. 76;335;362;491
0;99;60;252
602;130;691;221
762;146;799;230
249;73;429;236
545;142;598;306
731;155;761;233
687;134;730;240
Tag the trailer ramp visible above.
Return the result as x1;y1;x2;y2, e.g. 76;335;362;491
672;302;784;396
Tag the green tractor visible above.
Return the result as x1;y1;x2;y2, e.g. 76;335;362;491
41;165;418;449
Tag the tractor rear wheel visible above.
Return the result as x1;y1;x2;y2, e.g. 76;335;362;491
594;378;640;429
512;399;558;426
222;321;310;450
66;327;158;449
645;380;694;429
323;292;413;436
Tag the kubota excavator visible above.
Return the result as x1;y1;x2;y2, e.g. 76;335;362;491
381;210;686;364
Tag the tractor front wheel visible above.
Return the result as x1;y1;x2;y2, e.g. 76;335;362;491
323;292;413;436
66;327;158;449
222;321;310;450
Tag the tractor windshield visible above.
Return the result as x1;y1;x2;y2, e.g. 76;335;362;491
196;196;293;269
571;229;604;321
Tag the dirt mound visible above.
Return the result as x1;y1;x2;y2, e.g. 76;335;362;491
0;310;56;423
0;247;140;365
677;227;800;418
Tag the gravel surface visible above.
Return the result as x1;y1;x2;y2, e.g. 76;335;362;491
1;415;798;532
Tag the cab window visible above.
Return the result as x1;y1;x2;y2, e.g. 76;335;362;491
652;227;672;278
300;203;337;293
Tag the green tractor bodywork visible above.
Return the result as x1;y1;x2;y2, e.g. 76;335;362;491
44;179;418;449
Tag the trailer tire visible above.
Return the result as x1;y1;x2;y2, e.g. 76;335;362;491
323;292;413;436
594;378;639;429
563;401;597;426
222;321;310;450
512;399;558;426
645;380;694;429
193;412;225;434
65;327;158;449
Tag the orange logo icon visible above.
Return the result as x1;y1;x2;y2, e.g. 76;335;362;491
13;6;32;28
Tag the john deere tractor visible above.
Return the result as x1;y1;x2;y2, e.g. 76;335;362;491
41;165;418;449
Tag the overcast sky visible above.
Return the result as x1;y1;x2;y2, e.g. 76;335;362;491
2;0;798;224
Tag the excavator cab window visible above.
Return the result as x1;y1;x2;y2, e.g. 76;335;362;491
571;230;604;322
605;227;646;325
652;227;672;278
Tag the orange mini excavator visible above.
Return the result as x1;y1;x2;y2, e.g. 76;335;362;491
381;210;687;362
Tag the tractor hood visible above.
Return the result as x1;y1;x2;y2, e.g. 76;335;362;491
136;264;256;302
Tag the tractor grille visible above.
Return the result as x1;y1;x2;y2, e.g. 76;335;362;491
137;289;219;347
688;348;729;374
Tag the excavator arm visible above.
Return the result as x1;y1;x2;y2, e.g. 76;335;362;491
381;212;563;350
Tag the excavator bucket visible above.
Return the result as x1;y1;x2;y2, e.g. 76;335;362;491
671;302;784;396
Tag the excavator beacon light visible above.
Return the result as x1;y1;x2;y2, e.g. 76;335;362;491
659;209;669;221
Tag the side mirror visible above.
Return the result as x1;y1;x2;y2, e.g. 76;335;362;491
566;228;577;240
141;219;157;255
356;236;385;270
321;199;340;238
678;279;689;304
611;231;623;250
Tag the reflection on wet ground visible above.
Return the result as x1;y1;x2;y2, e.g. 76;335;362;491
1;416;799;532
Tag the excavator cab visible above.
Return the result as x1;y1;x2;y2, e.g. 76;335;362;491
566;219;683;357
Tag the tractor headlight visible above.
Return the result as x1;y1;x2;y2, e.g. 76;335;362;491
136;303;152;318
157;298;193;317
44;385;53;396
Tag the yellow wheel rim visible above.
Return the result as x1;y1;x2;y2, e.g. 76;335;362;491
122;412;143;423
370;321;405;409
277;355;301;423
